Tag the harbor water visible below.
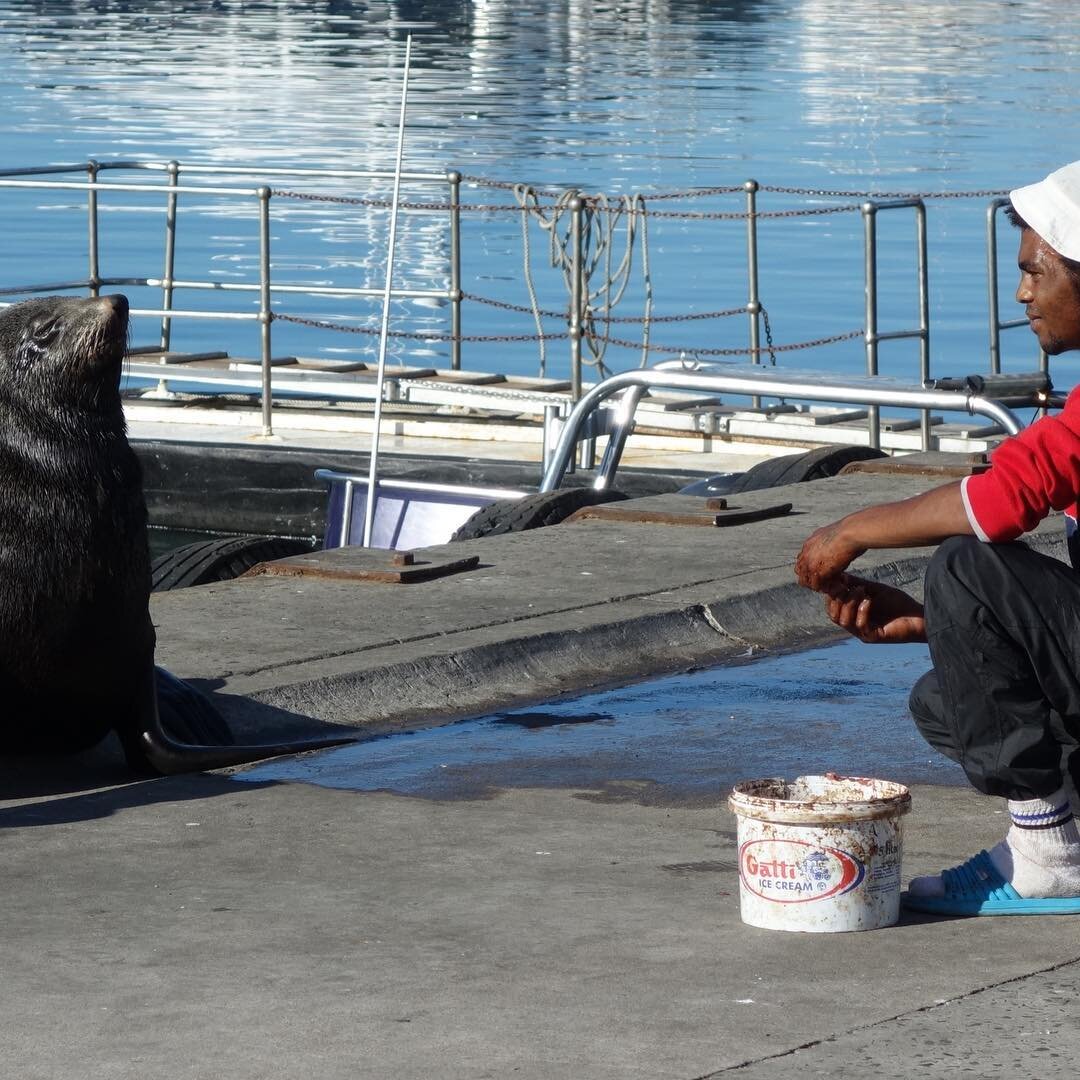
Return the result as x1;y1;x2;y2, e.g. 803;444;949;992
3;1;1080;387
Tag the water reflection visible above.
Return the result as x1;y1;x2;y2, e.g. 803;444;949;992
1;0;1078;379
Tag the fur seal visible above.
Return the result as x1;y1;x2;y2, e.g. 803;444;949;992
0;294;350;773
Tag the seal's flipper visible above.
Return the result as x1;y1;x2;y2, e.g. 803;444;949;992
154;667;235;746
121;662;355;776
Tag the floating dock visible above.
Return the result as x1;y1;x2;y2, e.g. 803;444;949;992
5;465;1076;1077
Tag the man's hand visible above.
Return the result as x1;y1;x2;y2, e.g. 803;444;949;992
823;574;927;644
795;479;973;593
795;520;866;592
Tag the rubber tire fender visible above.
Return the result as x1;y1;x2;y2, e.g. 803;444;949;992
150;535;315;591
450;487;628;541
729;444;886;493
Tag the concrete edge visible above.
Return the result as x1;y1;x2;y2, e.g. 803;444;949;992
221;550;968;739
217;528;1066;741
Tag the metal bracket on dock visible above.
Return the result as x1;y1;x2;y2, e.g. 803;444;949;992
242;547;480;583
565;500;793;528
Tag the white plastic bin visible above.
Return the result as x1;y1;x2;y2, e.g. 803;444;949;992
729;774;911;933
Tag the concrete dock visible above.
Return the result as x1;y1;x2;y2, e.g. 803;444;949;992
5;466;1080;1078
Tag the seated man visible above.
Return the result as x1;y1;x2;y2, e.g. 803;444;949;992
795;160;1080;916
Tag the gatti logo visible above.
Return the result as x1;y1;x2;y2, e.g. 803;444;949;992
739;838;865;904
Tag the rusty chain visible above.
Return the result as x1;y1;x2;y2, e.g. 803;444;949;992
759;185;1008;199
272;184;1007;221
456;175;1009;201
462;291;745;323
267;179;998;371
271;310;859;356
272;312;568;344
590;327;862;358
272;187;862;220
760;306;777;365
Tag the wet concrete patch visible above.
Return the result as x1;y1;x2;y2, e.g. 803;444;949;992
233;639;965;803
490;710;613;730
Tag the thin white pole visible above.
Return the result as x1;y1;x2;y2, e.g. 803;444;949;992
362;34;413;547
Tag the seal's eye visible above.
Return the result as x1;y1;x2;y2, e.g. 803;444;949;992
32;318;60;346
11;316;62;373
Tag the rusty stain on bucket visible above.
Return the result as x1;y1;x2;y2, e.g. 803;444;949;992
728;773;911;933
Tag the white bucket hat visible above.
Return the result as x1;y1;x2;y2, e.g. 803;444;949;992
1010;161;1080;262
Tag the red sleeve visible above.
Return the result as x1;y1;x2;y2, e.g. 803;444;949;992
962;384;1080;542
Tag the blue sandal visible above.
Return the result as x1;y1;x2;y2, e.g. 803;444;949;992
901;850;1080;917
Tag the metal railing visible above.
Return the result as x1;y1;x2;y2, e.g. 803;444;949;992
0;160;462;436
539;362;1030;494
862;198;929;447
0;161;1042;447
306;362;1047;550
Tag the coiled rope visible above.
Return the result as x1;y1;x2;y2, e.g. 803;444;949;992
511;184;652;377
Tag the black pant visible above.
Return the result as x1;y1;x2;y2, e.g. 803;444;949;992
909;536;1080;800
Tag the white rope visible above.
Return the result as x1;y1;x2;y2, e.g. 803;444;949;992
513;185;653;377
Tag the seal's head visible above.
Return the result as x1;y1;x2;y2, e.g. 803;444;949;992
0;293;129;412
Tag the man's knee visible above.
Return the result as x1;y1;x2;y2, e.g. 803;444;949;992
908;667;941;726
908;667;963;765
925;534;990;594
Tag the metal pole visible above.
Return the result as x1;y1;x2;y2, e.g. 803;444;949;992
160;159;179;350
986;198;1004;375
542;403;561;476
568;194;585;404
257;186;273;437
340;480;355;547
362;34;413;548
745;179;762;410
447;169;462;371
87;159;100;297
862;201;880;449
916;202;931;449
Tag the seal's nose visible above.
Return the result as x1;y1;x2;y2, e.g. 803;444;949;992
102;293;129;317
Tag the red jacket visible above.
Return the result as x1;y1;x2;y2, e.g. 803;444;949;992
962;385;1080;541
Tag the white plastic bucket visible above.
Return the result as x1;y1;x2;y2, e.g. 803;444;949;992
728;774;911;933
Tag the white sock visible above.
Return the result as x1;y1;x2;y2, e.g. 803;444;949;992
908;788;1080;898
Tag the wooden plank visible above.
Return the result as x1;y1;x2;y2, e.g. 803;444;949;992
229;356;300;369
292;358;370;372
136;350;231;364
430;370;508;385
350;366;439;381
500;376;573;392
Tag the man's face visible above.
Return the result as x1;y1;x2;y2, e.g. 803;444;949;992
1015;227;1080;354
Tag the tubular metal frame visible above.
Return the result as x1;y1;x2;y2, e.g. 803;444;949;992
538;363;1026;494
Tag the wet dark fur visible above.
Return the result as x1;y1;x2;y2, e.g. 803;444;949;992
0;294;352;773
0;295;160;757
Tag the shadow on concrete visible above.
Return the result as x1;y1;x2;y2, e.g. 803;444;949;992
0;755;276;828
0;691;340;824
190;681;362;744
